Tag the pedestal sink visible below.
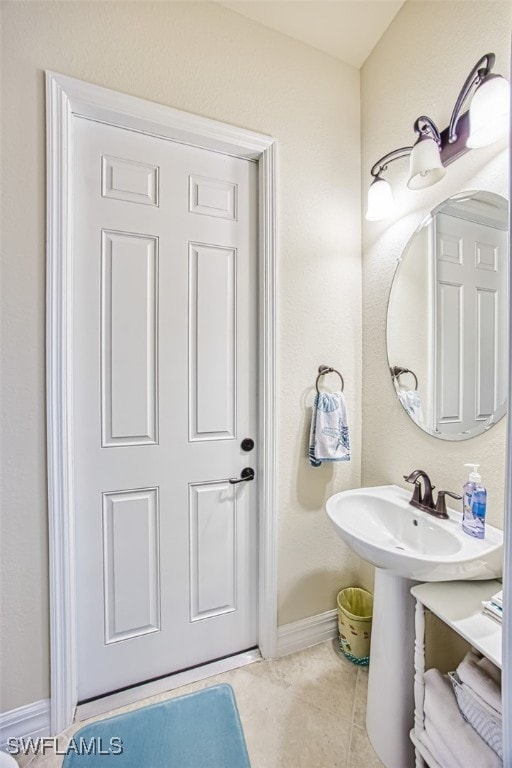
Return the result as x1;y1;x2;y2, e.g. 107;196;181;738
326;485;503;768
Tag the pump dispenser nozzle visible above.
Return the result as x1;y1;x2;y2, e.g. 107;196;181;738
464;463;481;482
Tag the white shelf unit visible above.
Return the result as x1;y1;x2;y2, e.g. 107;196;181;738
410;580;502;768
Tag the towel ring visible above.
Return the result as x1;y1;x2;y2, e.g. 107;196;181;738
390;366;418;391
316;365;344;394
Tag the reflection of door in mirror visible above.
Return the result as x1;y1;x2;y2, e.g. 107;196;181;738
387;190;509;441
434;210;507;436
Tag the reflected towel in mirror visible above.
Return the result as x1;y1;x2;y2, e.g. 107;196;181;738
398;389;424;425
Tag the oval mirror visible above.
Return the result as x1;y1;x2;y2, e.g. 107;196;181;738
387;190;509;440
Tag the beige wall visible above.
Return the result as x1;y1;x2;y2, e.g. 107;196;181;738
361;1;510;540
0;2;361;711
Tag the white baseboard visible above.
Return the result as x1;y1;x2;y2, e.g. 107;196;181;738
0;613;336;749
277;609;338;657
0;699;51;751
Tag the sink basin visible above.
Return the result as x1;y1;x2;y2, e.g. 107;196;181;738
326;484;503;581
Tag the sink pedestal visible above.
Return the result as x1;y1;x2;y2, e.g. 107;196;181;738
366;569;417;768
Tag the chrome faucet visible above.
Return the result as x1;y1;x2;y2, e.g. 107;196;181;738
403;469;461;519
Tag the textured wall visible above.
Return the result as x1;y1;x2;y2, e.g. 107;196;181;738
361;1;510;538
0;2;361;711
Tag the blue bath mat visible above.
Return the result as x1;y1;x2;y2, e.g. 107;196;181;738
63;684;251;767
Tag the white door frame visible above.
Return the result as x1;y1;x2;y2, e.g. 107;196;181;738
46;71;278;735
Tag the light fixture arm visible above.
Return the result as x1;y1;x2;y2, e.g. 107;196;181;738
370;146;413;179
413;115;441;144
448;52;495;143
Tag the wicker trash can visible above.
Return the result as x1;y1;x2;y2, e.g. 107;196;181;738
337;587;373;666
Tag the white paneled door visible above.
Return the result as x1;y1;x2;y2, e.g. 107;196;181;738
72;118;258;701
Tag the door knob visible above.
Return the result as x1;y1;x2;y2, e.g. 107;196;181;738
229;467;255;484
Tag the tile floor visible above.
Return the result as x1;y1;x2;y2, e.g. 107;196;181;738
17;640;384;768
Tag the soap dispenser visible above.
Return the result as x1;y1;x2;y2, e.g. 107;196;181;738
462;463;487;539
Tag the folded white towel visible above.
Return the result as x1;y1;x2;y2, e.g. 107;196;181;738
308;390;350;467
457;651;502;714
423;668;502;768
422;716;463;768
397;389;424;424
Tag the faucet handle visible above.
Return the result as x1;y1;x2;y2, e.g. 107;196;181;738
435;490;462;519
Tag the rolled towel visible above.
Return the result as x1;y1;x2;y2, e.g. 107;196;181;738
457;650;502;713
479;656;502;687
423;668;502;768
308;391;350;467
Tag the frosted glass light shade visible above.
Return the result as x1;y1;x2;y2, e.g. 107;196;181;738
467;75;510;148
407;136;446;190
365;177;395;221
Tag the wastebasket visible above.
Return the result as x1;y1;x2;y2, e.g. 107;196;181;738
337;587;373;666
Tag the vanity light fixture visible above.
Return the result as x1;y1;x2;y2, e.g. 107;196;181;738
366;53;510;221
